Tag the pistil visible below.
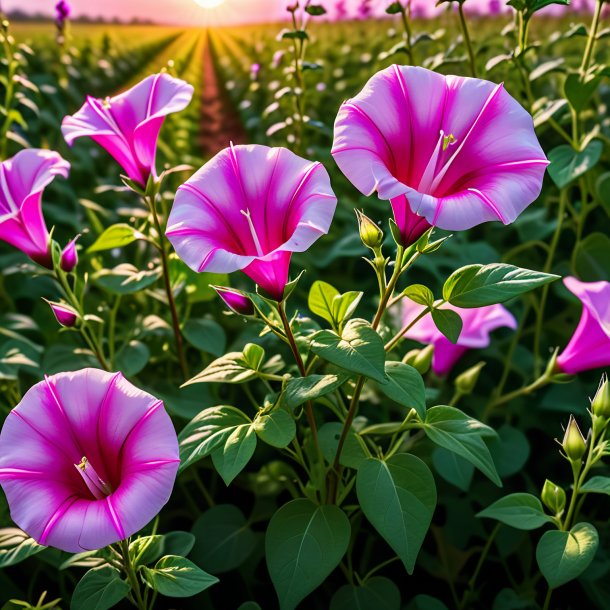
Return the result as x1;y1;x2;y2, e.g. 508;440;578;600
74;457;112;500
240;208;265;257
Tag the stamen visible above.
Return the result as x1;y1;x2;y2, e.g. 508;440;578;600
75;457;112;500
240;208;265;257
102;97;112;109
418;130;446;194
442;133;457;152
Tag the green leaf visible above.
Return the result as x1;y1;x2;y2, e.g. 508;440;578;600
580;476;610;495
406;595;449;610
254;409;296;448
141;555;218;597
332;291;363;328
386;1;404;14
305;4;327;15
308;280;339;326
92;264;160;295
311;319;386;383
330;577;401;610
432;447;474;492
356;454;436;574
378;362;426;420
596;173;610;215
536;523;599;588
70;567;130;610
87;224;144;253
477;493;554;530
318;422;368;469
403;284;435;307
430;308;462;344
0;529;44;568
178;406;252;472
163;531;196;557
129;535;164;567
266;499;351;610
191;505;257;574
529;0;570;13
284;374;348;409
564;74;601;113
572;232;610;282
115;340;149;376
443;263;559;307
182;319;227;356
212;424;257;485
547;141;603;189
488;425;530;478
423;406;501;486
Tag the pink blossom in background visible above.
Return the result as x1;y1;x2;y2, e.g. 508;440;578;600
55;0;71;21
45;300;79;327
332;65;548;233
166;144;337;301
401;299;517;375
557;277;610;375
0;369;179;553
0;149;70;268
62;73;194;186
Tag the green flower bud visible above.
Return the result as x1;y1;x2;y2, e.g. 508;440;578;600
562;415;587;462
591;374;610;419
355;209;383;250
455;362;486;396
541;479;566;516
402;344;434;375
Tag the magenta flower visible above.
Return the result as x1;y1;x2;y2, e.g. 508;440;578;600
55;0;71;21
0;369;179;553
401;299;517;375
251;63;261;80
61;73;194;187
332;66;548;236
556;277;610;375
213;286;255;316
166;144;337;301
45;300;79;328
0;149;70;269
60;234;80;272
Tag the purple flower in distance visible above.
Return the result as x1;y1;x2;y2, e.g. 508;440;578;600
557;277;610;375
0;149;70;269
62;73;194;187
0;369;179;553
401;299;517;375
166;144;337;301
55;0;71;21
332;66;548;237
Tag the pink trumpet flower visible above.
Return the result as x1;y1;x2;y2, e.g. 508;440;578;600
0;149;70;268
61;73;194;187
60;234;80;272
401;299;517;375
0;369;179;553
213;286;255;316
166;144;337;301
556;277;610;375
45;300;79;328
332;66;548;238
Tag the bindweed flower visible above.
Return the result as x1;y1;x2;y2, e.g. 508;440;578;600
556;277;610;375
591;374;610;419
401;299;517;375
60;234;80;272
213;286;255;316
251;63;261;81
355;209;383;250
55;0;71;21
45;300;79;328
332;66;548;240
562;415;587;462
0;149;70;269
0;369;179;553
272;50;286;68
166;144;337;301
61;73;194;187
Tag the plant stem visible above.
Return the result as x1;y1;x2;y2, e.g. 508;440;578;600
119;540;147;610
483;371;550;420
147;193;189;380
457;2;477;77
384;303;436;353
579;0;603;78
399;3;414;64
542;587;553;610
277;301;321;457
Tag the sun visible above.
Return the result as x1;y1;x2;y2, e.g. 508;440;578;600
194;0;225;8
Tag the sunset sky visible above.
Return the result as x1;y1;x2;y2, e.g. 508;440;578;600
11;0;587;26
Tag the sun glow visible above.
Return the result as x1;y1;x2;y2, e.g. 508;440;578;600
194;0;225;8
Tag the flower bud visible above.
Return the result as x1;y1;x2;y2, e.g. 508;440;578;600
213;286;255;316
60;234;80;272
562;415;587;462
45;299;79;328
455;362;485;396
541;479;566;516
402;344;434;375
591;374;610;419
355;209;383;250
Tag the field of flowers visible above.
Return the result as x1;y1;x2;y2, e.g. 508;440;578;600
1;1;609;609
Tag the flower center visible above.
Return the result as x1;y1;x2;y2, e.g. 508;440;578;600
74;456;113;500
417;129;458;195
240;208;265;257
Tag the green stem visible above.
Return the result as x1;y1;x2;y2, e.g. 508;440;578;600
119;540;147;610
399;3;414;65
533;190;567;377
579;0;604;78
148;194;189;380
108;295;122;368
384;303;436;353
542;587;553;610
0;19;16;160
483;371;550;420
457;2;477;77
